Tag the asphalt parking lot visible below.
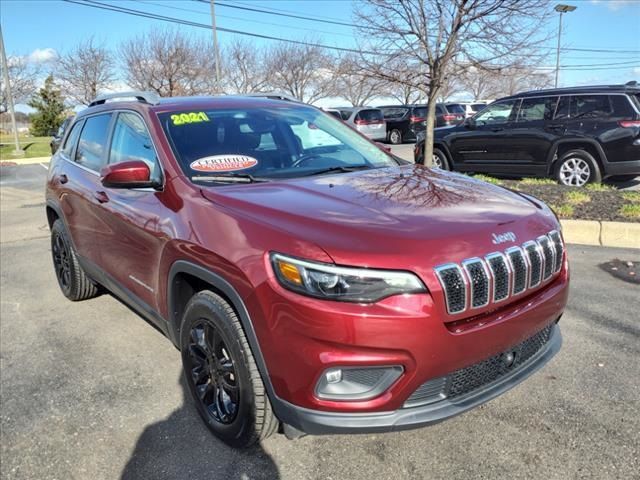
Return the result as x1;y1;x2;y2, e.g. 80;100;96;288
1;164;639;480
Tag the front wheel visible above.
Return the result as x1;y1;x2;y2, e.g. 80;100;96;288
555;150;601;187
388;129;402;145
181;291;279;448
431;148;450;170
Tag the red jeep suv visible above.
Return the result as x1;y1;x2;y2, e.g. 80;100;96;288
46;92;569;447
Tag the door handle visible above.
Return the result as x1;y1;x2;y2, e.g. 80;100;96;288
58;174;68;184
93;191;109;203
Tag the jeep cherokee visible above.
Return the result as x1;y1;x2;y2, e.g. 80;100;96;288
46;91;568;447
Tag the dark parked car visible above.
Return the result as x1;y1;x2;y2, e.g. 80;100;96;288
46;91;567;448
380;104;464;144
415;83;640;186
50;117;73;154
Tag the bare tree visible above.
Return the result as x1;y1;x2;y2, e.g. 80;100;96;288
120;29;217;97
460;66;500;101
493;64;553;97
56;37;116;106
384;81;424;105
222;39;270;94
436;71;463;102
355;0;551;166
334;54;383;106
265;42;336;103
0;56;39;112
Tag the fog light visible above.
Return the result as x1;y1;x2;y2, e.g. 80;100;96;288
325;368;342;384
315;366;403;401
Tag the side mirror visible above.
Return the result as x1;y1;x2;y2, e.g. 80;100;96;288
100;160;157;189
376;142;392;153
464;117;476;129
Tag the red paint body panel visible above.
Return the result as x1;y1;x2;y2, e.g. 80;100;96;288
46;96;568;418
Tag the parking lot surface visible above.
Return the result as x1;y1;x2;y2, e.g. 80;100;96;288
1;164;639;480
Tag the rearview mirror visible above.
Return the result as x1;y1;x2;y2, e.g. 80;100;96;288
100;160;158;189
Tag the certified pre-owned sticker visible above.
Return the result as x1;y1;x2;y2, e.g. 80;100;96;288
190;155;258;173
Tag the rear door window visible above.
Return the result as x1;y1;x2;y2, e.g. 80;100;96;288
61;120;83;158
355;109;384;123
75;114;112;171
447;104;466;114
609;95;635;117
381;107;408;120
571;95;613;119
516;96;558;122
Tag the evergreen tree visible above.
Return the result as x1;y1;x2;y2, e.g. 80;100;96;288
28;75;65;136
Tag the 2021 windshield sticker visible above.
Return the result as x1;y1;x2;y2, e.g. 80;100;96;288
171;112;210;126
190;155;258;173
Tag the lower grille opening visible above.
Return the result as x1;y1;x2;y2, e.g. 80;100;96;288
404;324;554;408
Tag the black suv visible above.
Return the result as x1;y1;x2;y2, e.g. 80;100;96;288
380;104;464;144
415;83;640;186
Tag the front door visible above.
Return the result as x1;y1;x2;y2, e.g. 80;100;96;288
449;99;520;172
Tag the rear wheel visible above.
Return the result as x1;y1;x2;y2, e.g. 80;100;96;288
181;291;279;447
50;219;99;301
555;150;601;187
388;129;402;145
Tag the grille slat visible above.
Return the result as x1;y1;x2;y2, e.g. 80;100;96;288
434;265;467;314
404;325;555;407
435;230;563;315
506;247;528;295
486;253;510;302
462;259;490;308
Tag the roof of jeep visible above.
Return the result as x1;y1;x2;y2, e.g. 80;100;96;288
500;83;640;101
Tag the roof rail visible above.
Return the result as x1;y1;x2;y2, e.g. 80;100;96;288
243;92;301;103
88;91;161;107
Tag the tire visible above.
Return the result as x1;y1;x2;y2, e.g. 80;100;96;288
181;291;279;448
50;219;99;301
389;129;402;145
555;149;602;187
432;147;450;170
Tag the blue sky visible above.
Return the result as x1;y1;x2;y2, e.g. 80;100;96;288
2;0;639;107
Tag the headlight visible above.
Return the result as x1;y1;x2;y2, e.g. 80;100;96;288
270;253;426;302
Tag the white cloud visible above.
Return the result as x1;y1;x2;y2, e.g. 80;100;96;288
633;67;640;75
28;48;58;64
590;0;639;11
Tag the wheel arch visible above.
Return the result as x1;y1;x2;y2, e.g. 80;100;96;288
546;138;607;176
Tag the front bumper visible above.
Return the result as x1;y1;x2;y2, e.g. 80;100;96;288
277;323;562;435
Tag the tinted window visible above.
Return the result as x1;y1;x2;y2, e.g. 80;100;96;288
447;104;466;114
609;95;635;117
75;114;112;171
475;100;518;125
326;110;342;119
109;112;160;183
435;105;444;114
516;96;557;122
413;107;427;118
555;96;570;119
339;110;352;120
471;104;486;111
571;95;612;118
355;109;383;122
61;120;83;158
381;107;408;119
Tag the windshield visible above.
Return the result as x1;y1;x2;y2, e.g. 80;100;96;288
159;105;397;183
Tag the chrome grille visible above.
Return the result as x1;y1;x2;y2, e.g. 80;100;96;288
486;253;510;302
538;236;554;281
523;241;542;288
549;230;564;273
506;247;527;295
434;264;466;314
462;259;490;308
434;231;563;316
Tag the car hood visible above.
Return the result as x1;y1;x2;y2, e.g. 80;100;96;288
200;165;558;267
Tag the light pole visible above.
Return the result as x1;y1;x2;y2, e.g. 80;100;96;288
554;4;576;88
209;0;221;91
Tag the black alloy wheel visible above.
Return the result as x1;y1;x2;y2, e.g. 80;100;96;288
185;319;239;425
52;231;72;292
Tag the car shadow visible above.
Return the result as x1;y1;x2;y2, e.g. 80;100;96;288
121;374;280;480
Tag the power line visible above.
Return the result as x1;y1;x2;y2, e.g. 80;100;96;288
232;0;351;24
62;0;374;54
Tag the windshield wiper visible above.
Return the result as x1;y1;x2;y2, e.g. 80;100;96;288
302;165;373;177
191;173;269;183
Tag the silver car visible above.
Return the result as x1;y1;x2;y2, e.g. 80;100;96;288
338;107;387;141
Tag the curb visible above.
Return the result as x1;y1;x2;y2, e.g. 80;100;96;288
561;219;640;249
0;156;51;165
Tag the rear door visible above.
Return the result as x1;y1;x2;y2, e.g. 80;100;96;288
57;113;113;268
508;96;559;175
448;99;520;171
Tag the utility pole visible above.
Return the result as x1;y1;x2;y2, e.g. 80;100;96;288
0;24;23;156
554;4;577;88
209;0;221;91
